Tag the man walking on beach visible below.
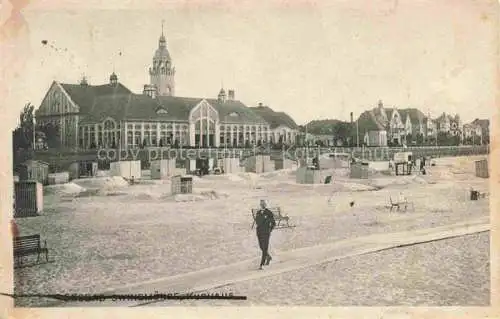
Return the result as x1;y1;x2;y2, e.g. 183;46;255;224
255;199;276;270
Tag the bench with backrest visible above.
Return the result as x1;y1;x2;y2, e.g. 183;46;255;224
388;196;406;212
388;195;414;212
13;234;49;266
251;207;294;229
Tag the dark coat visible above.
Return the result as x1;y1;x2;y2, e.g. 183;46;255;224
255;208;276;234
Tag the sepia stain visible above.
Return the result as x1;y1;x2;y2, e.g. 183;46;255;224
0;0;31;42
385;0;399;16
0;0;32;115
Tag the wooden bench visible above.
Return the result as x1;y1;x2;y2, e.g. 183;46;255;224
251;207;294;229
13;234;49;266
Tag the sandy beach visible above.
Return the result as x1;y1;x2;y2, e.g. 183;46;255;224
13;155;490;307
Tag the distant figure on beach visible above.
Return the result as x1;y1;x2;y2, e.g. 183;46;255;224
420;157;426;174
255;199;276;270
312;156;320;170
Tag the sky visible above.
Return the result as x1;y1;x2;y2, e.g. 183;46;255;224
1;0;498;127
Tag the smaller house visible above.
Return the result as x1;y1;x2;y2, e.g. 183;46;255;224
463;121;484;144
17;160;49;185
471;118;490;143
357;109;387;147
436;113;461;136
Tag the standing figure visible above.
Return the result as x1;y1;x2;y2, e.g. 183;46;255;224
255;200;276;270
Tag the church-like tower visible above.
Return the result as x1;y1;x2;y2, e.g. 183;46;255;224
149;22;175;96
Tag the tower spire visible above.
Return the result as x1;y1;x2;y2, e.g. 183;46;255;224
150;22;175;96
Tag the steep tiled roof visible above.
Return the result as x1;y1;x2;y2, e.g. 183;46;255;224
436;113;456;122
397;108;426;124
276;112;299;129
472;118;490;129
77;92;268;125
357;110;385;136
250;106;298;129
58;80;272;124
385;108;395;120
207;99;268;124
60;82;132;113
79;94;200;124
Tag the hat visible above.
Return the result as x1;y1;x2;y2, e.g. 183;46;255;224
259;199;268;207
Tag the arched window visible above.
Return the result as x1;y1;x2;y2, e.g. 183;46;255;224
189;101;219;123
103;119;115;130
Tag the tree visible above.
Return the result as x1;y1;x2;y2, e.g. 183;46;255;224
437;132;451;145
12;128;30;151
332;122;352;145
37;122;60;148
12;103;36;151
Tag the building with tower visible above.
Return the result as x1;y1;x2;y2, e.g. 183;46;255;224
35;25;300;149
148;23;175;97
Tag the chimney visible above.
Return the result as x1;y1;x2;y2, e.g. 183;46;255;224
151;85;157;99
258;102;263;107
109;72;118;86
350;112;353;123
80;76;88;86
143;84;157;99
228;89;235;100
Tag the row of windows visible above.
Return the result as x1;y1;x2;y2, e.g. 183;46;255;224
126;123;189;130
78;127;282;136
80;123;272;132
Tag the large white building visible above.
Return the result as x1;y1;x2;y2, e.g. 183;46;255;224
35;27;299;149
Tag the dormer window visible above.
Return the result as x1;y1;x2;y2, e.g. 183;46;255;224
156;108;168;115
229;112;238;117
